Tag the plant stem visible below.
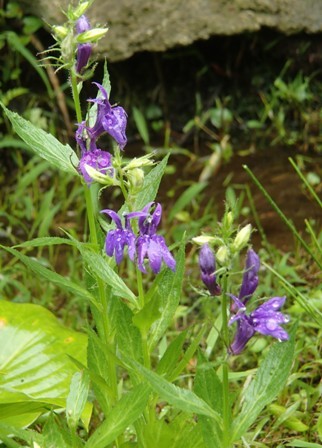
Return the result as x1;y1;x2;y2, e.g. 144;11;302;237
221;275;231;447
70;70;118;404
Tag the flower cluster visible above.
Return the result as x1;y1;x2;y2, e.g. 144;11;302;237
76;82;127;184
102;202;176;274
198;246;289;354
228;249;289;354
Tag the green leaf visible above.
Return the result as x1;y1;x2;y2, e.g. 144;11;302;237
285;441;322;448
156;330;188;378
149;239;185;350
110;298;143;363
231;332;296;443
80;248;137;306
132;106;150;145
85;383;150;448
127;359;222;424
15;236;80;249
1;246;98;308
0;301;91;431
1;103;79;175
66;371;90;431
134;154;169;210
132;296;161;334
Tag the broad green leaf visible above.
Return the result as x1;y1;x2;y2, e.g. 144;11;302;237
1;246;98;308
134;154;169;210
127;359;222;424
132;296;161;334
85;383;150;448
168;181;207;222
80;247;137;305
66;371;90;431
231;332;295;443
0;422;42;446
0;301;91;431
1;103;79;175
42;413;74;448
149;240;185;350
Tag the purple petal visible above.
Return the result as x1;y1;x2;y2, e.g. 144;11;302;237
136;235;149;273
76;43;92;74
199;244;221;296
101;209;123;229
228;317;255;355
156;235;176;272
147;238;163;274
76;15;91;34
101;105;127;150
238;248;260;304
105;231;116;257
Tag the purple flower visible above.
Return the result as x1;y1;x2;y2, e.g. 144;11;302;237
199;244;221;296
133;202;176;274
102;203;176;274
101;210;136;264
231;248;260;313
75;15;92;74
228;249;289;355
75;83;127;153
78;149;113;184
228;296;289;355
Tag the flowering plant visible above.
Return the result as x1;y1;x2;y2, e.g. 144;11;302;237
0;1;297;447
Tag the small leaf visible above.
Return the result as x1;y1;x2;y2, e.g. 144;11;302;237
134;154;169;211
149;239;185;350
85;384;150;448
66;371;90;431
1;103;79;175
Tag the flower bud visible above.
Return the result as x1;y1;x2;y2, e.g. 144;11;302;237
70;2;90;20
127;168;144;192
52;25;68;40
199;244;221;296
232;224;252;252
192;235;222;246
223;211;234;229
216;245;229;265
76;28;108;43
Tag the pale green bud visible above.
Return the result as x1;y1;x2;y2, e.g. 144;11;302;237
84;165;117;186
76;28;108;44
232;224;252;251
192;235;222;246
127;168;144;191
222;210;234;231
124;154;155;171
52;25;68;40
216;245;229;264
72;2;90;20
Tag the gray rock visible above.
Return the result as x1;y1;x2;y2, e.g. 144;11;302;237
20;0;322;61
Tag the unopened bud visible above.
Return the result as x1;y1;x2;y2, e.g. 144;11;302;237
216;245;229;264
127;168;144;191
76;28;108;43
125;154;154;170
52;25;68;39
70;2;90;20
192;235;222;246
232;224;252;252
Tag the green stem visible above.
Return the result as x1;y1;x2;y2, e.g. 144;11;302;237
70;70;118;405
221;275;231;447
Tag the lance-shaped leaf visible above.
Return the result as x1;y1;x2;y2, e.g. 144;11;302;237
1;103;79;175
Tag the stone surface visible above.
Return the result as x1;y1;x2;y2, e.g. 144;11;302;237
21;0;322;61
